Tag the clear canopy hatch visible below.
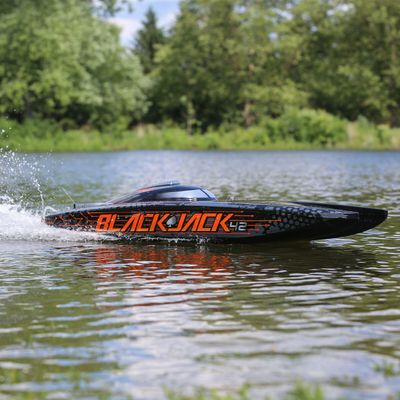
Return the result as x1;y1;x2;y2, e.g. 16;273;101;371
109;182;217;204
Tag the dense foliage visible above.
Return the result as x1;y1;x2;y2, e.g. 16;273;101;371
1;0;400;142
149;0;400;130
0;0;148;129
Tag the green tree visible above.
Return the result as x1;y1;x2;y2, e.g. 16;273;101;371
134;7;165;74
153;0;305;131
235;0;307;126
286;0;400;125
0;0;148;128
154;0;252;130
341;0;400;126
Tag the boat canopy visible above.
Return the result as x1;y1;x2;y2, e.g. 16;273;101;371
109;182;217;204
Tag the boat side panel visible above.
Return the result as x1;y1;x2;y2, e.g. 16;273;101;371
44;201;372;242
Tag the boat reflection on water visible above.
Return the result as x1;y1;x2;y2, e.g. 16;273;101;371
88;241;382;326
90;241;378;286
95;243;233;280
93;243;236;306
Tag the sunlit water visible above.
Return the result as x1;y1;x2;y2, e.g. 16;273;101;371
0;150;399;399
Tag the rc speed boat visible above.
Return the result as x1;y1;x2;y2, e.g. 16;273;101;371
44;182;388;242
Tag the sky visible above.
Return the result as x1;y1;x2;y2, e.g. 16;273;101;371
108;0;181;47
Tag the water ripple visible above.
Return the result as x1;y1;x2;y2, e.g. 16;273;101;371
0;151;399;399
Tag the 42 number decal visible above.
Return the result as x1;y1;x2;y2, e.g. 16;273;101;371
229;221;247;232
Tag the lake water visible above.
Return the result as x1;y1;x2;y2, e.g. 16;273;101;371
0;150;399;399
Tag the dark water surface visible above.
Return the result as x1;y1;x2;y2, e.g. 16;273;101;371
0;151;399;399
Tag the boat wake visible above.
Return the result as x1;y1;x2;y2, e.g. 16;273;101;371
0;148;105;242
0;200;105;242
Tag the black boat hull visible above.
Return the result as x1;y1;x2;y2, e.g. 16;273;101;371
44;201;388;242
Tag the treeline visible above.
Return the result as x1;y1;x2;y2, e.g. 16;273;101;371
1;0;400;141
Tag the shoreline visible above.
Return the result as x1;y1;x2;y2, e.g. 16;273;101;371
2;147;400;154
1;121;399;153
